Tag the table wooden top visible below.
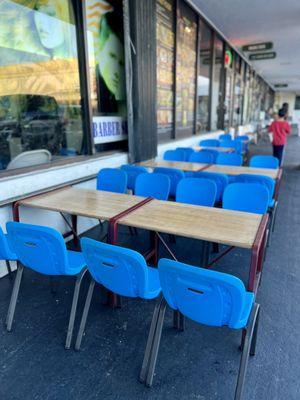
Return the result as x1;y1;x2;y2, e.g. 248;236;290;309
193;146;234;153
139;160;207;172
206;164;279;179
119;200;262;249
19;187;145;220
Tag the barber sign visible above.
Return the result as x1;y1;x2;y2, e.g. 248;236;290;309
93;116;127;144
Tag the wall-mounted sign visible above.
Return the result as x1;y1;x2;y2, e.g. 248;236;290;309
224;50;233;68
93;116;127;144
249;52;276;61
242;42;273;52
274;83;288;88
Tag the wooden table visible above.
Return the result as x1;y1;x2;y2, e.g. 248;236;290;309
139;160;207;172
193;146;235;153
205;164;280;179
13;187;269;294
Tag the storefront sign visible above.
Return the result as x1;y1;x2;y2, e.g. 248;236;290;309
93;116;127;144
242;42;273;52
274;83;288;88
249;52;276;61
224;50;233;68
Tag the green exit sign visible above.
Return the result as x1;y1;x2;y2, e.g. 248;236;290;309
249;52;276;61
242;42;273;52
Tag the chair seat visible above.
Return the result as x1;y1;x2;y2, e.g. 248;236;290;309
145;267;161;300
4;234;18;260
232;291;255;329
66;250;86;275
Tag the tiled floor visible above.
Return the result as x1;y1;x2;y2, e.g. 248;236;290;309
0;133;300;400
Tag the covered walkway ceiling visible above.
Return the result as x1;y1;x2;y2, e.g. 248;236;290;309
192;0;300;92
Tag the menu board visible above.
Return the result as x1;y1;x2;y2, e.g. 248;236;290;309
175;2;197;136
156;0;175;136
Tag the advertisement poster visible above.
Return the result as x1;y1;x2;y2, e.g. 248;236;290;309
93;116;127;144
86;0;127;134
176;3;197;135
156;0;175;136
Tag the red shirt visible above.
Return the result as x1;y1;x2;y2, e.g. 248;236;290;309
269;120;291;145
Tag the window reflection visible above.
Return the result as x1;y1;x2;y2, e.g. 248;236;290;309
0;0;84;170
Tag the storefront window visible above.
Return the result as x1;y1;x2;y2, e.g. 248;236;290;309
86;0;127;152
156;0;175;140
211;35;224;131
197;21;212;132
224;48;234;129
175;1;197;137
232;55;243;127
0;0;84;171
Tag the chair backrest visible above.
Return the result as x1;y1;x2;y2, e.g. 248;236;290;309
176;147;195;161
153;167;184;197
192;172;229;202
135;173;170;200
6;222;69;275
199;139;220;147
189;151;214;164
7;149;51;170
216;153;243;166
219;139;237;149
176;178;217;207
235;135;249;142
250;155;279;169
223;183;269;214
219;133;232;141
201;149;219;163
120;165;149;192
234;174;275;199
158;258;252;329
163;149;185;162
81;238;149;298
0;227;16;260
96;168;127;193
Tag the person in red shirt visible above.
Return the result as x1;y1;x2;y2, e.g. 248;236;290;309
268;108;291;166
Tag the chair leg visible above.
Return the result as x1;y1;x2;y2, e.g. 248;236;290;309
139;301;161;383
6;260;13;280
271;201;278;233
173;310;179;329
201;241;210;267
250;306;260;356
6;263;24;331
75;279;95;351
234;303;260;400
179;312;185;332
65;268;87;349
145;299;167;387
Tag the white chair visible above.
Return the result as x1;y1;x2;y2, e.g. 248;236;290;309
7;150;51;170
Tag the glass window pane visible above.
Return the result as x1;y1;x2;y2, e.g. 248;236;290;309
197;21;211;132
0;0;84;171
211;36;224;131
175;1;197;137
86;0;127;152
156;0;175;140
224;47;234;129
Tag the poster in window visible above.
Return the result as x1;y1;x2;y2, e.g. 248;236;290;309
156;0;175;136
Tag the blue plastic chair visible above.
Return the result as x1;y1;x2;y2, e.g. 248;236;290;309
135;173;170;200
141;258;260;400
219;139;237;149
153;167;184;197
201;149;219;163
216;153;243;166
199;139;220;147
176;178;217;207
219;133;232;141
250;155;279;170
189;151;214;164
0;227;17;276
96;168;127;193
192;172;229;202
163;149;185;162
223;183;269;214
176;147;195;162
120;165;149;193
75;238;161;350
234;174;275;207
6;222;86;349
